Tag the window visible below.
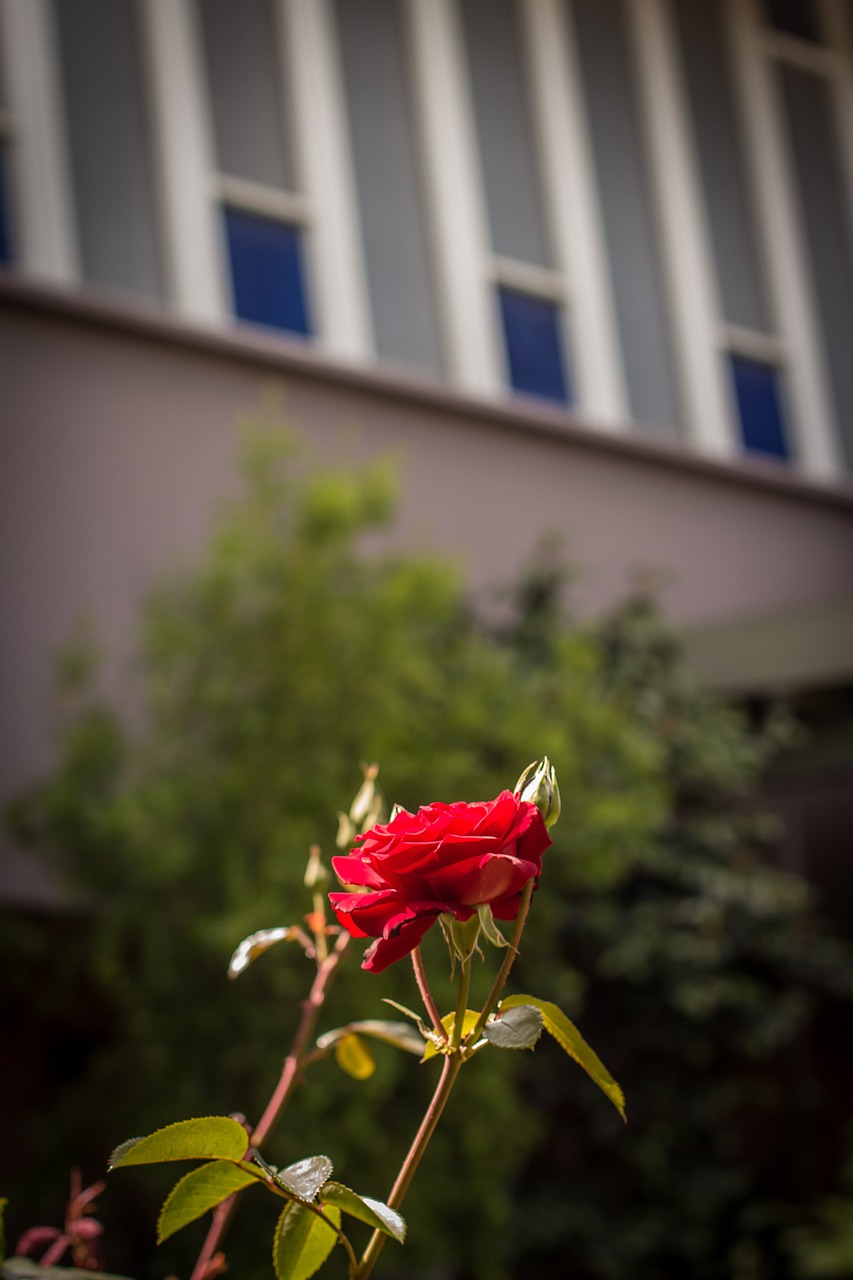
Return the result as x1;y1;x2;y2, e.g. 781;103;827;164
763;0;823;43
729;355;790;460
778;62;853;469
569;0;680;433
224;208;310;336
52;0;164;299
499;288;571;405
197;0;312;338
332;0;442;375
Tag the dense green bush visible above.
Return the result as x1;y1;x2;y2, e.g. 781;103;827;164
4;425;851;1279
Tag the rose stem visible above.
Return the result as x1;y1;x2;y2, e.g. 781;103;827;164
449;955;472;1049
355;1052;464;1280
470;879;535;1043
189;931;351;1280
412;945;446;1038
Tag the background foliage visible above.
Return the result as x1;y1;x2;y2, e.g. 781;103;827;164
4;426;852;1280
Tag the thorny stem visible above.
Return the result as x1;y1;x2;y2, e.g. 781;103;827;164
470;879;535;1044
412;945;446;1038
450;956;472;1050
355;1053;463;1280
189;931;351;1280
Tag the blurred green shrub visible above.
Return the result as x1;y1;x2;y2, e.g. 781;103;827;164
4;424;851;1280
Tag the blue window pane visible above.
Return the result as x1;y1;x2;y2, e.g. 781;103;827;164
499;287;571;405
224;207;312;336
730;355;790;460
0;146;12;264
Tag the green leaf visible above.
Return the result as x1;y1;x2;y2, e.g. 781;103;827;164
422;1010;480;1060
278;1156;334;1203
477;904;509;948
108;1116;249;1169
273;1202;340;1280
334;1033;376;1081
157;1160;258;1242
1;1263;132;1280
317;1020;426;1057
502;995;626;1121
380;999;432;1039
483;1004;544;1050
320;1183;406;1243
228;926;300;978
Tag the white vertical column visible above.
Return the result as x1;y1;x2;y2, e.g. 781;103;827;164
279;0;372;361
522;0;628;426
626;0;736;458
139;0;227;322
725;0;841;478
403;0;500;395
0;0;77;283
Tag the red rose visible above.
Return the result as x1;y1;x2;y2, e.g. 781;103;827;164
329;790;551;973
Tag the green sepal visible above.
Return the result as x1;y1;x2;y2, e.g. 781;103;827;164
317;1019;426;1058
502;994;626;1120
109;1116;249;1169
277;1156;334;1203
439;913;481;965
483;1004;544;1050
273;1202;341;1280
320;1183;406;1243
157;1160;258;1242
334;1033;376;1080
477;904;509;948
422;1010;480;1060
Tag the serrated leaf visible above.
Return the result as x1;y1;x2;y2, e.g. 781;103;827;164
483;1004;544;1050
320;1183;406;1243
108;1117;249;1169
273;1202;340;1280
421;1010;480;1060
334;1034;375;1080
278;1156;334;1203
157;1161;258;1243
477;904;509;948
228;927;299;978
317;1020;426;1057
502;995;626;1120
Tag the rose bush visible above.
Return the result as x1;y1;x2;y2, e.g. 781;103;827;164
329;790;551;972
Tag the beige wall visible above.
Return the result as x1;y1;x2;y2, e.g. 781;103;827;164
2;279;853;810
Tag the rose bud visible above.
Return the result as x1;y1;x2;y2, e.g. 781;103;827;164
514;757;561;829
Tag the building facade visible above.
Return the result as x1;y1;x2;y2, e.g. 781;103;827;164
1;0;853;900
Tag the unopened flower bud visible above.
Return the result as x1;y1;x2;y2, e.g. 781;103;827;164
304;844;330;890
514;756;561;829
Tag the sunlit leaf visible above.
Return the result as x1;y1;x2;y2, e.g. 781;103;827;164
483;1004;543;1050
272;1202;340;1280
228;927;299;978
278;1156;334;1203
317;1020;426;1058
502;995;626;1120
157;1161;258;1242
2;1263;131;1280
320;1183;406;1243
422;1010;480;1060
108;1117;249;1169
334;1034;375;1080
